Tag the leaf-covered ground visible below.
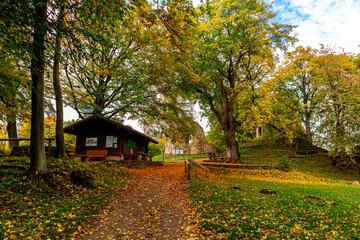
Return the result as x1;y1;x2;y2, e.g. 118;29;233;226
0;157;129;239
188;166;360;239
76;162;203;239
5;153;358;239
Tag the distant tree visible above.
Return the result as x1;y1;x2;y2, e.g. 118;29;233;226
0;55;30;150
181;0;294;161
19;116;56;140
313;46;360;158
274;46;320;144
148;142;162;157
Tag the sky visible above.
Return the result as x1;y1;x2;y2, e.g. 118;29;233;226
63;0;360;133
266;0;360;54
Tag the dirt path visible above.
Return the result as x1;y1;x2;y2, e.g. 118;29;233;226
76;162;202;239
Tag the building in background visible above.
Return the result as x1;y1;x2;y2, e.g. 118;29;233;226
164;122;217;157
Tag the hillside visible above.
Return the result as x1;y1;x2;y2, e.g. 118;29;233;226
188;135;360;239
239;133;360;182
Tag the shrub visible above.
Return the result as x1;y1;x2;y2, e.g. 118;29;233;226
0;148;6;155
276;156;292;172
148;143;162;157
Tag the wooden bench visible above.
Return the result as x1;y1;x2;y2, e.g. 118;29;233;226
208;152;225;161
73;150;108;162
208;152;216;161
87;150;108;158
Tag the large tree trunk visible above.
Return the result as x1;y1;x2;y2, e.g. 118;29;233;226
53;3;67;159
304;115;312;144
6;113;19;151
30;0;48;174
208;75;241;163
226;126;240;162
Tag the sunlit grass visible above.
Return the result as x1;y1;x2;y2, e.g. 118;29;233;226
188;154;360;239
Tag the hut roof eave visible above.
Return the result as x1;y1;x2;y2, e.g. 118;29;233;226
63;114;158;144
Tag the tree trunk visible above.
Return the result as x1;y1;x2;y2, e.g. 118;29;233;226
256;125;262;138
53;3;67;159
226;125;240;162
30;0;48;174
304;116;312;144
6;113;19;151
208;75;241;163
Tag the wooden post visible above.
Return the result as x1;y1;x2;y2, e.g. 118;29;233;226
187;161;190;180
162;144;165;162
185;160;187;173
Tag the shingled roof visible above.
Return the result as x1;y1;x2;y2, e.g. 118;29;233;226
63;114;158;144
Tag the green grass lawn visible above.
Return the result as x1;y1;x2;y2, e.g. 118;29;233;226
188;148;360;239
0;157;130;239
152;154;208;162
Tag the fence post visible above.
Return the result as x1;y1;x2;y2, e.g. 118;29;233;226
187;161;190;180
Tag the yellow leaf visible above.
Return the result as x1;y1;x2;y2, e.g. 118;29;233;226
5;221;12;226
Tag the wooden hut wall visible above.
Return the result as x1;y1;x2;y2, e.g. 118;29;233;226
70;116;155;158
75;121;120;156
123;133;141;156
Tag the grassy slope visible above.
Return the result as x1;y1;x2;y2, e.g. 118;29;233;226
188;141;360;239
0;157;130;239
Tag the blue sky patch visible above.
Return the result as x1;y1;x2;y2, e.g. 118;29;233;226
265;0;311;25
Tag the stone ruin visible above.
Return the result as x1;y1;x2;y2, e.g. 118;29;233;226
164;122;217;158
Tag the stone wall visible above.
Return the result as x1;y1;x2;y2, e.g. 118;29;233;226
164;122;217;157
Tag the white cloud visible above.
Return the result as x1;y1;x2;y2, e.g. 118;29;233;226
272;0;360;54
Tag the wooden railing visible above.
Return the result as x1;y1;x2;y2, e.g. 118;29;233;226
0;138;55;158
185;158;210;180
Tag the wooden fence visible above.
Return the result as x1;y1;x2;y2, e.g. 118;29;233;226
0;138;55;158
185;158;210;180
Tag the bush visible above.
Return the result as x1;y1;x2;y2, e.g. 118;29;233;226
276;156;292;172
0;148;6;155
148;143;162;157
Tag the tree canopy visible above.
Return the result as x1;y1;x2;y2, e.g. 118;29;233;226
179;0;294;161
0;0;359;168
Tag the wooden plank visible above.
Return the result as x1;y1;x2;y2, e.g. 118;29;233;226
86;150;108;159
201;163;275;170
0;138;55;141
188;159;211;173
240;157;273;160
